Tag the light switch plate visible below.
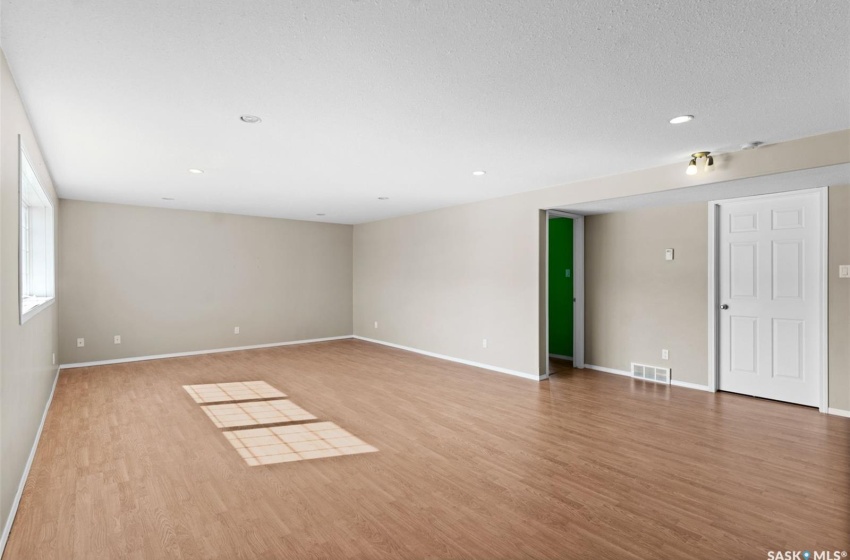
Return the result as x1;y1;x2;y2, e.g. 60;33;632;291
665;248;674;261
840;265;850;279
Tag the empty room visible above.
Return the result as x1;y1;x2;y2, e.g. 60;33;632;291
1;1;849;559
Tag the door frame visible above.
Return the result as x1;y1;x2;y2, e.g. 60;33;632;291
543;209;585;375
707;187;829;412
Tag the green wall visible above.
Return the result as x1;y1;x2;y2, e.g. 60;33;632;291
548;218;574;356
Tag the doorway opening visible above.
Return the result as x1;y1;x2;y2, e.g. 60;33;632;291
542;210;585;377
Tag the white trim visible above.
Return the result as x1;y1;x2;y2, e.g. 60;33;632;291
20;297;56;326
585;364;631;376
827;408;850;418
707;202;719;393
820;189;829;413
60;336;354;369
587;364;713;393
353;336;542;381
670;379;713;392
1;367;60;554
549;354;573;361
572;216;585;369
708;187;829;412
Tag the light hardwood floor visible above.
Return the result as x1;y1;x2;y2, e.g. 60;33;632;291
4;339;849;559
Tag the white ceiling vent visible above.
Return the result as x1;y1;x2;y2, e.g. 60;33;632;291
631;363;670;385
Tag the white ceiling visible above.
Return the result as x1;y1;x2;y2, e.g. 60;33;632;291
2;1;848;224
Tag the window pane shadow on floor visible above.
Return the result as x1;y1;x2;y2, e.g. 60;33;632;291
224;422;378;466
183;381;286;403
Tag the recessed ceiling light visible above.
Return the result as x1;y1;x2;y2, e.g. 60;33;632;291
472;170;486;176
669;115;694;124
378;197;389;200
188;168;204;174
162;197;175;201
240;115;262;124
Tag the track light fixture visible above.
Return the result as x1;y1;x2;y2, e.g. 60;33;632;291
686;152;713;175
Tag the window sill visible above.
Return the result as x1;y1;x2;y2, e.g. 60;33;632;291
21;296;55;325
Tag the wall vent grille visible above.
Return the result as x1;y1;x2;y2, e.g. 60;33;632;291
631;363;670;384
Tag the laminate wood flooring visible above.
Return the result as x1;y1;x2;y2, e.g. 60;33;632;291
4;339;849;559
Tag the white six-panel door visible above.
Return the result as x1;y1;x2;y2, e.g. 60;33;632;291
717;190;823;407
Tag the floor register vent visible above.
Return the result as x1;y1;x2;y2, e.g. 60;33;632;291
631;363;670;384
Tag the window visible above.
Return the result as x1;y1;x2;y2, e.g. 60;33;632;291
19;138;55;323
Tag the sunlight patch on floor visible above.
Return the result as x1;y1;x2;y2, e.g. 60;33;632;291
183;381;286;403
224;422;378;466
184;380;378;466
201;399;316;428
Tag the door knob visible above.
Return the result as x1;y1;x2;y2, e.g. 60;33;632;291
720;304;729;310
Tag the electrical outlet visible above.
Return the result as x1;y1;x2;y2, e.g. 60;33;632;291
374;321;378;329
665;248;674;261
52;353;56;365
661;349;669;360
234;326;240;334
840;265;850;278
114;335;121;344
482;338;488;349
77;338;85;348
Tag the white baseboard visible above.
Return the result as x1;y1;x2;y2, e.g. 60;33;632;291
549;354;573;361
1;366;61;554
60;335;354;369
828;407;850;418
586;364;631;376
670;379;713;392
586;364;713;393
353;336;541;381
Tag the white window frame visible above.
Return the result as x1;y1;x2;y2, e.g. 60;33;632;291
19;137;55;324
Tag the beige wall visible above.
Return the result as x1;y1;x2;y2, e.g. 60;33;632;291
354;194;539;375
0;51;60;538
59;200;353;364
585;203;708;385
587;186;850;400
829;184;850;411
353;130;850;409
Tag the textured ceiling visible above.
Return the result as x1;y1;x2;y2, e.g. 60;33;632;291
2;0;848;224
